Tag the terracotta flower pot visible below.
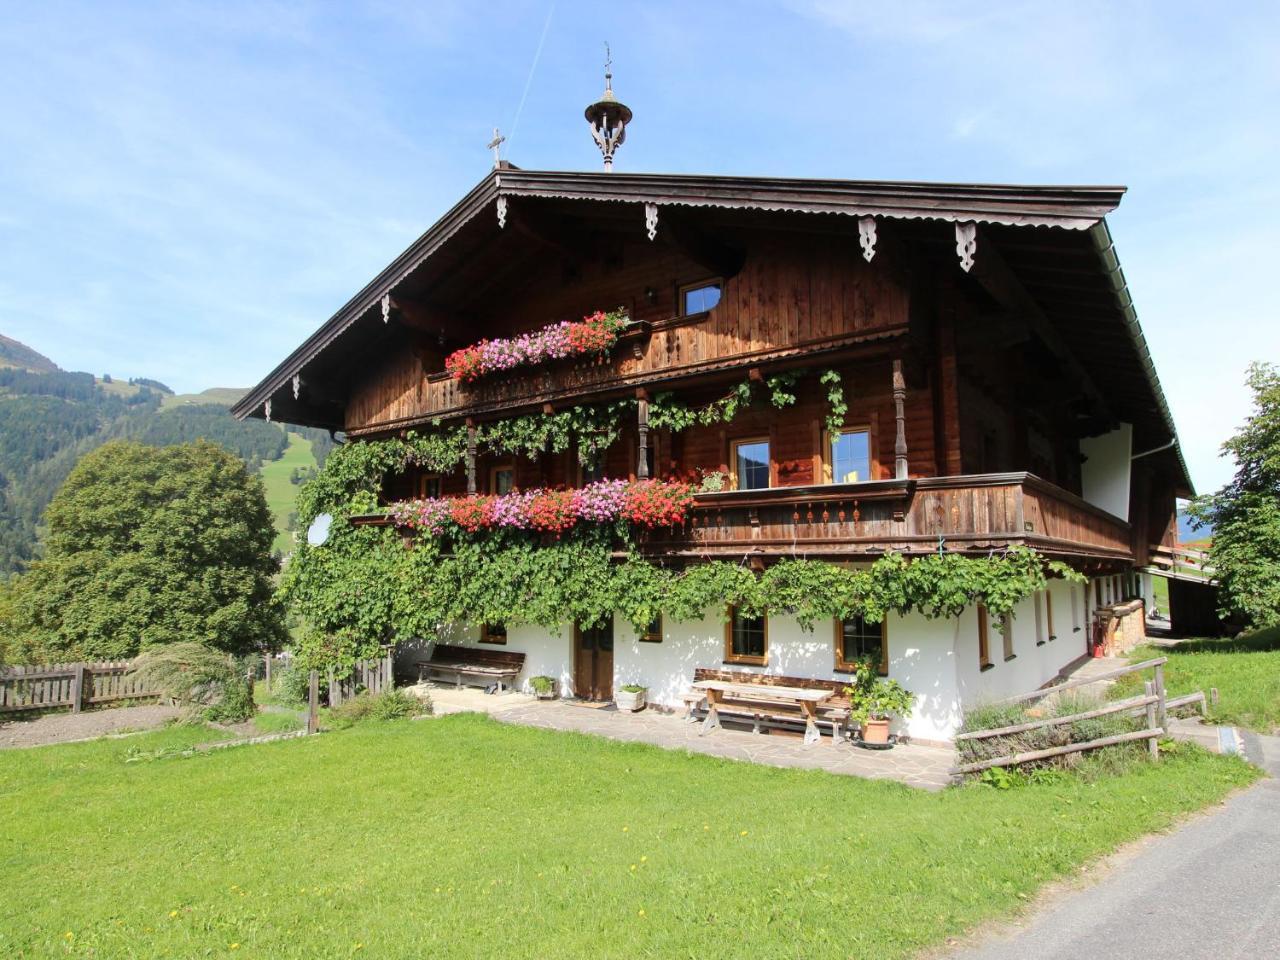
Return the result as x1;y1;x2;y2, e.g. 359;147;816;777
861;717;891;744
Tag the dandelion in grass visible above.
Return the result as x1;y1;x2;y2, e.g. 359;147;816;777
638;909;646;917
640;856;647;862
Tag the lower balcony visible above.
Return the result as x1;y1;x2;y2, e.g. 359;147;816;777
639;472;1132;565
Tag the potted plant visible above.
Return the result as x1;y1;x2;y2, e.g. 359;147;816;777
843;656;915;747
615;683;647;712
529;675;557;700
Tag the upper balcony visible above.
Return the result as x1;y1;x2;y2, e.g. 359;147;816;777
342;233;911;435
637;471;1132;565
358;471;1133;567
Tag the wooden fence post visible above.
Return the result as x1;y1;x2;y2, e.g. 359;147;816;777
1153;662;1167;732
307;670;319;734
264;653;272;689
327;666;337;708
71;663;85;714
1144;681;1159;759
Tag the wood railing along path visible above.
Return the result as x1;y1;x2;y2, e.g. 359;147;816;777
950;657;1208;776
0;661;158;714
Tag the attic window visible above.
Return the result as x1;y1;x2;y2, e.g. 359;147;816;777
681;280;722;315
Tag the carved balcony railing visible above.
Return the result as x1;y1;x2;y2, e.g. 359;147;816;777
638;472;1133;564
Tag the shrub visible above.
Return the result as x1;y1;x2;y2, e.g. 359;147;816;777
529;675;555;695
327;689;430;729
129;642;255;723
619;683;647;693
276;663;319;706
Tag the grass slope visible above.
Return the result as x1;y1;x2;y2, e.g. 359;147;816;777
1119;626;1280;734
161;387;247;410
0;714;1257;960
258;431;315;553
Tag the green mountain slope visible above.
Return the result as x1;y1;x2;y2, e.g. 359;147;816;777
0;335;333;573
0;334;59;373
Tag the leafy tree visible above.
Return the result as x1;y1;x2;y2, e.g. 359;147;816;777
1190;362;1280;627
2;440;285;662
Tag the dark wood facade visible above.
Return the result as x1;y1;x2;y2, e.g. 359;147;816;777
237;169;1190;571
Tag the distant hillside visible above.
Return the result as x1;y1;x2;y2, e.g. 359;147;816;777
1177;508;1212;545
162;387;247;409
0;335;335;573
0;335;58;373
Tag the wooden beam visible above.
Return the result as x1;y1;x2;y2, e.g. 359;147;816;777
892;358;908;480
389;295;473;345
969;227;1110;421
656;208;746;279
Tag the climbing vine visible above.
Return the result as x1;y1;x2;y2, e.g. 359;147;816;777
284;437;1081;669
820;368;847;435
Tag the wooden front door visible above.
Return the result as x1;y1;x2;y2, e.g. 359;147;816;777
574;622;614;701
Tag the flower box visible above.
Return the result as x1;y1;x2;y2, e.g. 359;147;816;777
444;309;629;384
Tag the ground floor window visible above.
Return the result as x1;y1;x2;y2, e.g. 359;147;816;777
834;615;887;673
640;614;663;643
977;605;993;670
490;465;515;495
1001;615;1015;661
479;623;507;645
725;607;767;665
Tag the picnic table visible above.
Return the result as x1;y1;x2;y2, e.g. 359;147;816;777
692;679;836;745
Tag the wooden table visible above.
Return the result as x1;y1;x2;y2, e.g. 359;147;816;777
692;680;835;745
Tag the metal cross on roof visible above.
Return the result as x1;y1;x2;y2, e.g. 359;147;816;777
487;127;506;167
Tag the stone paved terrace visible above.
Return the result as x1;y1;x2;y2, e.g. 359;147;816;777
414;685;956;791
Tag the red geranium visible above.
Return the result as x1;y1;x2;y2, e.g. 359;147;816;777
449;495;495;532
621;480;696;528
525;489;578;535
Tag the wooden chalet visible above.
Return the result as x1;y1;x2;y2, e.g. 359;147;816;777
234;152;1189;741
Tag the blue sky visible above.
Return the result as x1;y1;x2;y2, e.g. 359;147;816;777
1;1;1276;494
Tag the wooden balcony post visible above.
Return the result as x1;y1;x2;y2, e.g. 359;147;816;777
636;389;650;479
465;420;477;494
892;359;908;480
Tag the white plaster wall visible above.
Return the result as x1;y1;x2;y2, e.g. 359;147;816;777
400;578;1087;742
1080;423;1133;521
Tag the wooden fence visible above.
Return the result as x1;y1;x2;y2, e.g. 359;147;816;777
326;650;394;708
950;657;1206;776
0;661;158;714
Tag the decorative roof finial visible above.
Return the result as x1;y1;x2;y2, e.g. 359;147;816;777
487;127;506;168
584;42;632;172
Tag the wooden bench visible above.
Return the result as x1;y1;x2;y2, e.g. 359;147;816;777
416;644;525;693
688;669;852;742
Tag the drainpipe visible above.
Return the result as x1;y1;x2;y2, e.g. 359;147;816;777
1131;437;1178;462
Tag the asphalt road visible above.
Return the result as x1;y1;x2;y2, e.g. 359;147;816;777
948;733;1280;960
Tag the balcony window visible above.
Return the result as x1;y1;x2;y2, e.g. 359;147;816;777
420;474;442;499
828;428;871;484
490;466;515;495
731;438;771;491
835;615;887;674
680;280;722;315
725;606;767;665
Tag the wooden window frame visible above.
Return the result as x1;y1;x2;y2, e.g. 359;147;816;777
678;277;723;317
479;623;507;645
729;436;772;491
1046;590;1056;641
724;606;768;666
977;605;993;671
639;614;663;644
833;615;889;675
822;423;878;485
1034;591;1047;646
419;473;442;499
1001;615;1015;661
489;463;516;495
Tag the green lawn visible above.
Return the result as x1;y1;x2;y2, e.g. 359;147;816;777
257;431;316;553
0;714;1257;959
1119;626;1280;734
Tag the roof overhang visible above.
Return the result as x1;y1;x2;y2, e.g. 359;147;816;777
230;168;1188;494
